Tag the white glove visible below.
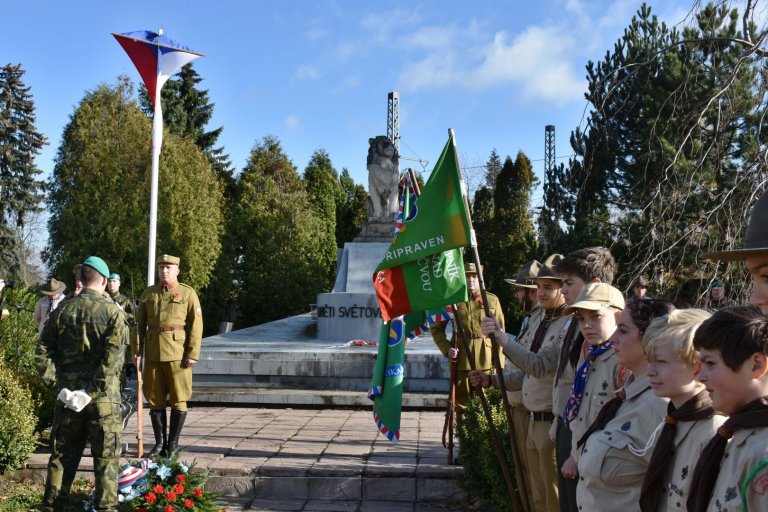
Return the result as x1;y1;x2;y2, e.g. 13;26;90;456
57;388;92;412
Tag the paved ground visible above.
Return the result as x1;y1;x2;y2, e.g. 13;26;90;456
24;406;468;511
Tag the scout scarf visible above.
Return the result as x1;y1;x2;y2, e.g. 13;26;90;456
687;396;768;512
529;304;566;354
576;385;653;448
638;390;714;512
562;341;614;426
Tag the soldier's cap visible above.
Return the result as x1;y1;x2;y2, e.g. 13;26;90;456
504;260;541;289
82;256;110;278
536;254;565;281
465;262;483;275
565;282;625;315
704;188;768;260
710;279;724;289
157;254;180;266
633;275;650;288
109;273;121;281
41;278;67;296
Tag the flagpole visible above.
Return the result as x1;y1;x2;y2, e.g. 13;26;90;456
449;128;530;512
146;48;163;287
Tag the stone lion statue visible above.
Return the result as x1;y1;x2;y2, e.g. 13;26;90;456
367;136;400;219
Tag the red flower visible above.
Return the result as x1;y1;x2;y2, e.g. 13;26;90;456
166;491;177;501
165;506;175;512
193;488;203;497
154;484;164;494
144;492;157;504
176;474;186;483
184;499;194;508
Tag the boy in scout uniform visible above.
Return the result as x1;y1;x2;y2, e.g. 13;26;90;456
431;262;505;424
688;306;768;512
475;253;569;512
135;254;203;457
39;256;128;511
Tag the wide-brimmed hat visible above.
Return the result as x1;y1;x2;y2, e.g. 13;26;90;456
504;260;541;289
565;282;625;315
536;254;564;281
41;278;67;296
704;189;768;260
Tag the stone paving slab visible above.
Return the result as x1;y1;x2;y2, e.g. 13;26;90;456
22;406;467;511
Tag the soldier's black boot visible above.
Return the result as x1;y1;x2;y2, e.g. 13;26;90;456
165;409;187;455
147;409;167;457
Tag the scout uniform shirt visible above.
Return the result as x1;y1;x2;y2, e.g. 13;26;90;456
569;345;623;463
137;281;203;362
576;374;669;511
502;306;545;407
704;427;768;512
656;414;726;511
553;316;579;421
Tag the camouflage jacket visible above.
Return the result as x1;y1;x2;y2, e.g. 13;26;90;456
38;288;128;403
110;291;135;323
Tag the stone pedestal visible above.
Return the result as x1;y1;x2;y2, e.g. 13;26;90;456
355;219;396;242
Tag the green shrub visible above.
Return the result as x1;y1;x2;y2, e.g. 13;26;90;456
456;387;520;512
0;285;39;372
0;366;38;474
16;369;56;433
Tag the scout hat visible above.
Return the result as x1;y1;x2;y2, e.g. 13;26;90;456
537;254;564;281
157;254;180;266
565;282;625;315
465;262;483;275
504;260;541;289
41;278;66;296
109;273;121;281
704;188;768;260
82;256;110;278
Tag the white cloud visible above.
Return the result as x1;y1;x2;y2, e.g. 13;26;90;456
284;115;300;131
305;27;330;41
294;64;322;81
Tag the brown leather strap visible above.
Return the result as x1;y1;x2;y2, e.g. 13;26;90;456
147;325;185;332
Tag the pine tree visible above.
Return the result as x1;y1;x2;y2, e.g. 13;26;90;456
44;76;223;291
0;64;47;277
303;149;341;289
336;168;368;245
484;149;503;189
139;63;233;183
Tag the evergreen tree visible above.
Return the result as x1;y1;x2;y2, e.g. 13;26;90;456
139;63;233;183
484;149;503;189
44;76;223;291
231;136;333;326
485;153;538;322
303;149;341;289
336;168;368;245
0;64;47;277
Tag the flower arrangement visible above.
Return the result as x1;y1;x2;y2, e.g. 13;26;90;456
85;453;222;511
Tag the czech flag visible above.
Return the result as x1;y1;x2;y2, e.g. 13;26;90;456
112;30;203;106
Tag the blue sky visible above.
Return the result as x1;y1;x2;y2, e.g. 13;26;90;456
7;0;702;205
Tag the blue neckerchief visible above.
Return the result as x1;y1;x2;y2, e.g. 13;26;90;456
562;341;613;426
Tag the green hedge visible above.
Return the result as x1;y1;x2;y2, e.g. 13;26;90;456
0;365;38;474
457;387;520;511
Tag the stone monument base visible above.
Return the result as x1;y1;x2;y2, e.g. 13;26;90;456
355;219;396;242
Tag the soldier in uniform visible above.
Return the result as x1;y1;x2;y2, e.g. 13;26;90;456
135;254;203;457
431;262;505;424
107;273;135;322
38;256;128;511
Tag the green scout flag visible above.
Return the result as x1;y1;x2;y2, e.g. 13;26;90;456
373;132;471;321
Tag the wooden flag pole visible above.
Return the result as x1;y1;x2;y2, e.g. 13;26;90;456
449;129;530;512
134;328;144;458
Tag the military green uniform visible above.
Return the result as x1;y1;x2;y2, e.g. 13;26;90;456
431;292;505;415
136;280;203;410
110;291;135;322
38;288;128;511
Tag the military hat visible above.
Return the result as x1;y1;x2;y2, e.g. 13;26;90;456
709;279;724;289
704;188;768;260
504;260;541;289
41;278;67;296
537;254;564;281
465;262;483;275
109;273;121;281
565;282;625;315
157;254;180;266
83;256;110;278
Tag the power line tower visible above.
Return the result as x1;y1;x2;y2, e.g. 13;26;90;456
544;124;555;176
387;92;400;154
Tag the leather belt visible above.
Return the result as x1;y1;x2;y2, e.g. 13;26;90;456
531;411;555;422
147;325;185;332
464;331;485;340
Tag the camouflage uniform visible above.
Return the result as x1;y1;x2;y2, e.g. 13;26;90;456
110;291;135;322
38;288;128;512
